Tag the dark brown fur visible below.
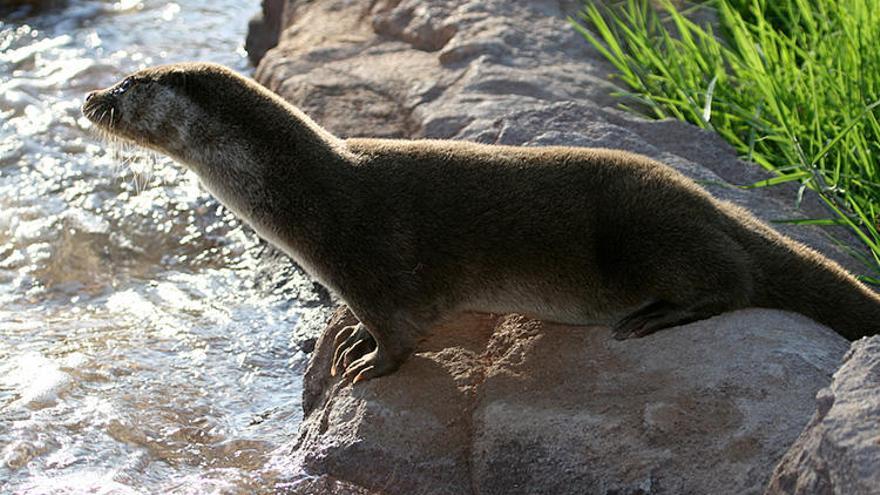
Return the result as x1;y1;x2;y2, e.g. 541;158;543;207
83;62;880;382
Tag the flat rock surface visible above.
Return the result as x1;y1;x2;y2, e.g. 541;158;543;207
765;335;880;495
291;309;848;494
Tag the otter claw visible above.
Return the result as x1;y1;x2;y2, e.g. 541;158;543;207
331;324;374;377
332;336;370;375
342;350;392;384
333;325;357;347
352;366;375;384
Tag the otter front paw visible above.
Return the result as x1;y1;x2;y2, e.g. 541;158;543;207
331;323;375;377
341;348;400;384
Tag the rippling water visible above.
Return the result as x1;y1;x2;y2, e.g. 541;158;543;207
1;1;332;492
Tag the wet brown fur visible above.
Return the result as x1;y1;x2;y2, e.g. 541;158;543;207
83;62;880;382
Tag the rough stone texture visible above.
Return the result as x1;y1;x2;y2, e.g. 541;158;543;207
765;336;880;495
292;308;848;494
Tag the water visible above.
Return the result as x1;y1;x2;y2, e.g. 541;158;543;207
0;1;333;492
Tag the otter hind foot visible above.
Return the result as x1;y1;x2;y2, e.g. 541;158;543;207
612;299;719;340
331;323;376;377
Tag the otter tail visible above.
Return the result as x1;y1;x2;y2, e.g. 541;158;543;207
741;224;880;340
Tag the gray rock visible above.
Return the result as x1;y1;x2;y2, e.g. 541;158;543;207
765;336;880;495
245;0;284;66
293;309;848;494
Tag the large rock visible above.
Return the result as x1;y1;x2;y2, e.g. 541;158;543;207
290;308;848;494
765;336;880;495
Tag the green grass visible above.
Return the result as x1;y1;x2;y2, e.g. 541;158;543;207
570;0;880;281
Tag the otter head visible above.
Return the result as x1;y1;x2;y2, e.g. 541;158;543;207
82;62;344;227
81;62;273;171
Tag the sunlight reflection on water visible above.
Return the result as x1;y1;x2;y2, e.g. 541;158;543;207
0;1;330;492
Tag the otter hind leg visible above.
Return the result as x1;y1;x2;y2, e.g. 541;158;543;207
610;228;754;340
611;297;736;340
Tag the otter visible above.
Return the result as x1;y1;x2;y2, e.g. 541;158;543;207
82;62;880;383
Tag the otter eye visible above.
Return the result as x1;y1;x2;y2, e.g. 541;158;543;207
112;77;135;95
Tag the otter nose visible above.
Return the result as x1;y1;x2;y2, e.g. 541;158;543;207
85;91;97;102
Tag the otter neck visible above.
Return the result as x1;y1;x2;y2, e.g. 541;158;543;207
173;108;354;279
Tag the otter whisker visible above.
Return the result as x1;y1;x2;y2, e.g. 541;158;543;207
81;104;152;196
141;158;153;190
123;154;140;193
149;153;165;187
